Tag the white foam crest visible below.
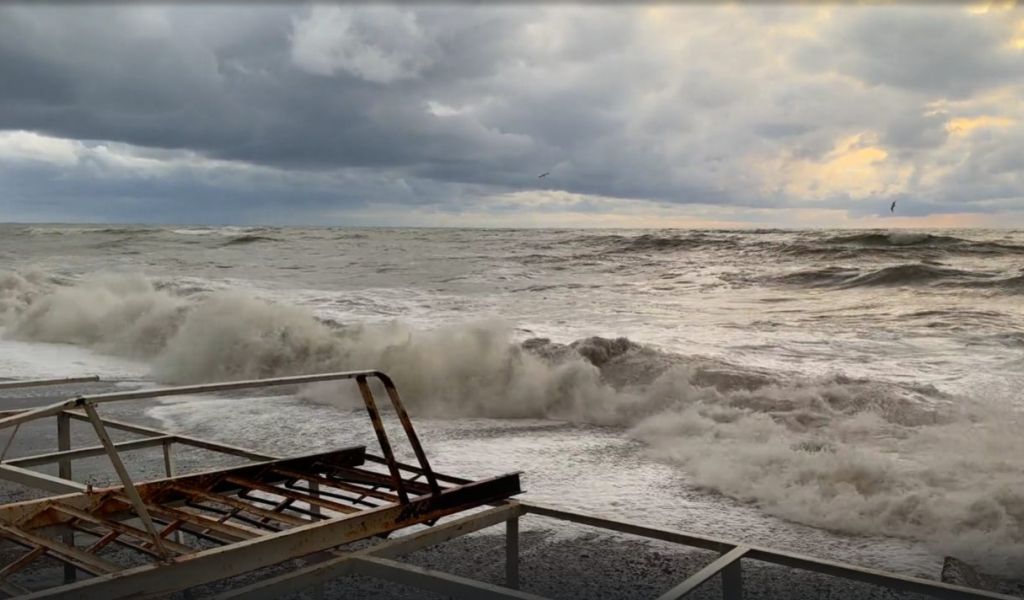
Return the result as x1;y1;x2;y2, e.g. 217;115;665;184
631;402;1024;573
4;273;186;358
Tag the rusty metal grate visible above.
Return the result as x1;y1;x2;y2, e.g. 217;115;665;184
0;372;521;598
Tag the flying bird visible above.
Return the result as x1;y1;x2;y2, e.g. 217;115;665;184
890;201;896;213
538;172;549;179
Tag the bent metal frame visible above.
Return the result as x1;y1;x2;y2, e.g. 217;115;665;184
0;374;1016;600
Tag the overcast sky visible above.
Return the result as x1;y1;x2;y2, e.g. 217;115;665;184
1;3;1023;227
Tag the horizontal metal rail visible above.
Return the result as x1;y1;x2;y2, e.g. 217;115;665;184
0;376;99;391
6;435;175;467
208;500;1020;600
522;503;1020;600
61;410;275;461
0;370;392;429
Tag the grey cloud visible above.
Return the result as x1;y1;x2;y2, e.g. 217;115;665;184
827;8;1024;99
881;109;950;150
0;4;1023;224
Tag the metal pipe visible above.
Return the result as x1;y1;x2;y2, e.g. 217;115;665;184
506;515;519;589
0;376;99;391
58;413;76;584
0;370;391;430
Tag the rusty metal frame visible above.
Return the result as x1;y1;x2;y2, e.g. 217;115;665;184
0;371;521;598
0;370;439;501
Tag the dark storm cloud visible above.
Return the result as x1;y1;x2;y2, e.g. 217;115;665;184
0;4;1022;225
829;7;1024;99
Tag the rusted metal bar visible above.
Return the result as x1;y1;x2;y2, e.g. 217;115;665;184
171;486;311;527
1;449;367;528
0;522;118;576
74;523;168;560
0;376;99;391
354;375;409;504
223;475;360;515
81;402;169;560
284;481;381;510
142;503;259;542
319;464;433;497
148;516;240;546
376;373;441;495
79;526;132;556
363;455;471;485
7;435;174;467
0;464;86;494
238;492;325;521
20;473;521;599
0;546;45;579
51;504;193;555
271;467;400;502
185;502;283;533
0;370;401;430
258;497;297;525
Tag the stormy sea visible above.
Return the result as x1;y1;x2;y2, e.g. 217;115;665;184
1;224;1023;583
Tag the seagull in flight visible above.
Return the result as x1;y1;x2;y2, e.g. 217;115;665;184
538;172;549;179
890;201;896;213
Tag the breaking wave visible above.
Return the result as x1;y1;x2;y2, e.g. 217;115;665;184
814;232;1024;256
772;263;1003;290
2;270;1023;573
772;266;861;287
824;232;967;247
972;274;1024;294
837;264;989;288
573;230;1024;262
222;234;280;246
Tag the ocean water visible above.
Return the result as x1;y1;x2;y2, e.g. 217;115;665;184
1;224;1023;577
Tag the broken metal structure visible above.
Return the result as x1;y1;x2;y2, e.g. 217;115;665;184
0;373;1017;599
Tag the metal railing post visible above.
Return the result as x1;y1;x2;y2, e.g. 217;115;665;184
58;412;76;583
722;558;742;600
161;439;183;545
506;515;520;589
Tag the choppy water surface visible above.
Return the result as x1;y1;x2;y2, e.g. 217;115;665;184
1;225;1023;576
